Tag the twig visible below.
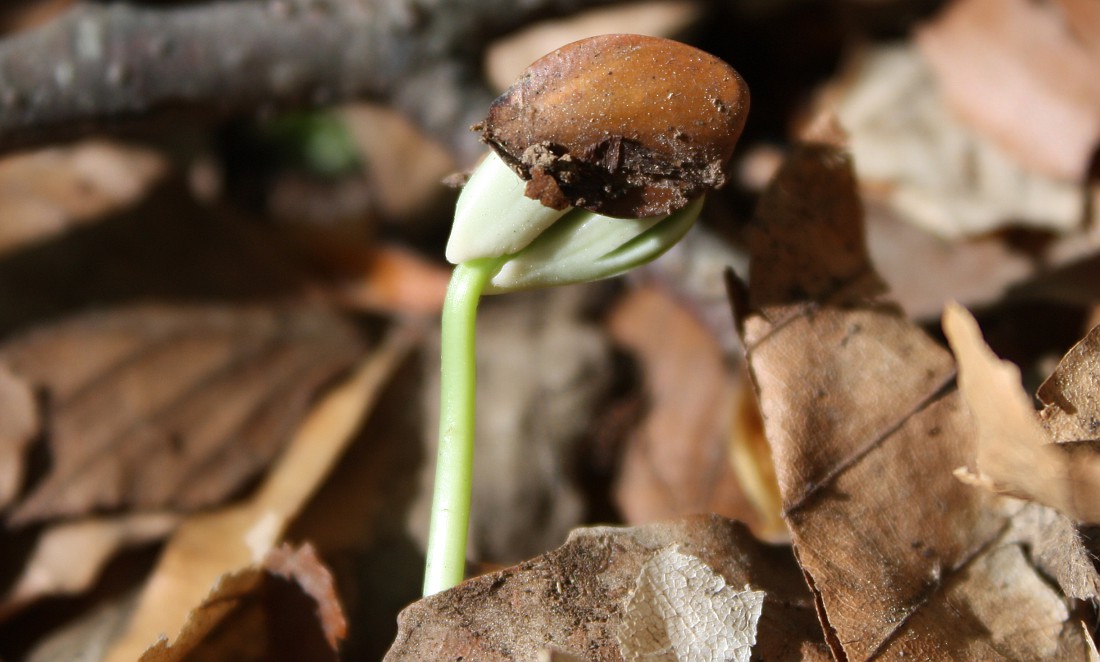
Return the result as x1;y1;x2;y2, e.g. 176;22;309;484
0;0;621;160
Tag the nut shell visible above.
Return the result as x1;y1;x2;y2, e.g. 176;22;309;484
482;34;749;218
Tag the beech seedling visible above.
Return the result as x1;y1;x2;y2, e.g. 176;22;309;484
423;34;749;596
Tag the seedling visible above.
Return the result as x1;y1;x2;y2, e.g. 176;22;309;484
423;34;748;596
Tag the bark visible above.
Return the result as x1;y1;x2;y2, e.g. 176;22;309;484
0;0;619;160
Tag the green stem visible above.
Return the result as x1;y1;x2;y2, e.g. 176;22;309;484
423;258;498;596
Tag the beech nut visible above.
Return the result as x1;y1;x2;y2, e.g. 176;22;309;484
481;34;749;218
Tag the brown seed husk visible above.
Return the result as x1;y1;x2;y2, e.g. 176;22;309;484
482;34;749;218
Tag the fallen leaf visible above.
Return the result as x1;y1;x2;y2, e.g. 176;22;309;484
0;174;312;339
728;381;786;541
0;141;167;256
138;543;345;662
617;547;764;662
385;515;829;661
1038;321;1100;443
103;326;414;662
333;242;451;316
916;0;1100;180
946;304;1100;523
338;104;456;220
823;44;1084;237
263;542;347;650
22;590;138;662
1007;503;1100;603
1;513;178;618
864;199;1036;320
538;651;587;662
0;362;36;509
1;303;365;525
281;351;428;661
731;143;1092;659
607;286;762;534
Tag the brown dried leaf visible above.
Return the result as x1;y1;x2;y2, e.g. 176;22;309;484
1;301;365;523
864;200;1035;320
0;362;37;509
1;513;178;617
1007;503;1100;603
824;45;1084;237
385;515;829;661
1039;322;1100;443
103;328;413;662
0;172;314;341
617;547;764;661
1;304;365;525
607;286;763;533
22;589;138;662
946;305;1100;524
732;143;1091;659
262;543;347;650
333;242;451;316
283;348;429;661
917;0;1100;180
138;543;345;662
338;104;456;220
0;141;167;256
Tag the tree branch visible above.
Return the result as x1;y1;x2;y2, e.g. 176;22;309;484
0;0;620;161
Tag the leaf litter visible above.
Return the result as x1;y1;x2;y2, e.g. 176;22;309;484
1;303;366;525
607;285;770;536
7;2;1100;659
729;142;1096;660
946;302;1100;525
385;515;828;661
104;326;415;661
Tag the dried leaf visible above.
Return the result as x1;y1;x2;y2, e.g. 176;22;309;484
946;304;1078;504
732;143;1091;659
824;44;1083;237
284;350;429;661
916;0;1100;180
23;590;138;662
2;513;177;616
0;362;36;509
618;547;764;662
1007;503;1100;603
338;104;456;220
728;382;786;541
1;304;365;525
0;141;167;256
333;242;451;316
386;515;828;661
138;543;345;662
895;542;1085;659
946;304;1100;524
864;200;1035;320
263;539;347;649
607;286;761;532
1038;322;1100;443
0;175;312;339
103;327;414;662
537;651;587;662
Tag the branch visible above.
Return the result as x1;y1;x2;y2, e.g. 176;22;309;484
0;0;620;161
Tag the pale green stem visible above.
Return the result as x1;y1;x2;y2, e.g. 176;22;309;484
423;257;499;596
